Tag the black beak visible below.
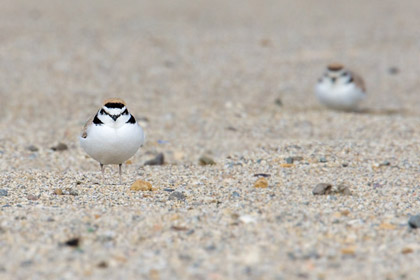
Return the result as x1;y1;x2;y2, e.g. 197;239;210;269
331;77;336;83
111;115;118;121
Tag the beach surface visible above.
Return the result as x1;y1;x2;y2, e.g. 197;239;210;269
0;0;419;279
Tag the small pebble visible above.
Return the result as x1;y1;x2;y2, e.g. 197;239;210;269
253;177;268;188
171;225;189;231
341;162;349;167
53;189;63;195
285;157;294;164
27;194;39;201
408;214;420;229
232;191;240;198
319;157;327;163
97;261;108;268
274;98;283;106
169;191;186;201
144;153;165;166
0;189;8;197
253;173;271;178
312;183;332;195
401;247;413;254
130;180;153;191
26;145;39;152
64;237;80;247
163;188;175;192
199;155;216;166
341;246;356;255
51;143;68;151
337;183;352;195
388;66;399;75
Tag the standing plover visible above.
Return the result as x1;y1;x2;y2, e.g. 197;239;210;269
315;63;366;111
80;98;145;183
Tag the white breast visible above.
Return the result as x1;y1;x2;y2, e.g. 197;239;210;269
80;123;145;165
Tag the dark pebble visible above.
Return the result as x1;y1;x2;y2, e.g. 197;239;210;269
312;183;332;195
342;162;349;167
379;161;391;167
253;173;271;178
27;194;39;201
144;153;165;166
388;67;399;75
337;183;352;195
408;215;420;229
26;145;39;152
64;237;80;247
285;157;294;164
51;143;68;151
20;260;33;267
274;98;283;106
199;155;215;166
97;261;108;268
0;189;8;197
319;157;327;163
169;191;186;201
163;188;175;192
232;191;240;198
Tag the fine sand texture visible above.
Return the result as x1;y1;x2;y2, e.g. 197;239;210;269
0;0;420;279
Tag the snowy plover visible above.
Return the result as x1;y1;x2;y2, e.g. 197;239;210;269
315;63;366;111
80;98;145;183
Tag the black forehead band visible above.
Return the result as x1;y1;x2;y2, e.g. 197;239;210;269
104;102;125;109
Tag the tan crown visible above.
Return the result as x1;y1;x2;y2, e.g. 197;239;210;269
102;98;126;106
327;63;344;71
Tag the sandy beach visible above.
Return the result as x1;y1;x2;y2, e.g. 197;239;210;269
0;0;419;279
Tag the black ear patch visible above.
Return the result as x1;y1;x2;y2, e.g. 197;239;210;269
93;114;104;125
126;115;136;124
105;102;125;109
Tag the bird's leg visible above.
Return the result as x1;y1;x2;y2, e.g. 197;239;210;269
100;163;105;183
118;163;122;185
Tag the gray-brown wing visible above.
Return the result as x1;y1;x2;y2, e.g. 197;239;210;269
81;115;95;138
350;71;366;93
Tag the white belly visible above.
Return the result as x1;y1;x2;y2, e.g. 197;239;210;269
80;123;145;165
315;83;365;111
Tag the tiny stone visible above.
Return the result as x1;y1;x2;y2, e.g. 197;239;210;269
254;177;268;188
53;189;63;195
312;183;332;195
26;145;39;152
285;157;294;164
388;66;399;75
97;261;108;268
337;184;352;195
232;191;240;198
319;157;327;163
27;194;39;200
130;180;153;191
379;161;391;167
51;143;68;151
253;173;271;178
401;247;413;254
0;189;8;197
144;153;165;166
408;214;420;229
163;188;175;192
274;98;283;106
169;191;186;201
64;237;80;247
199;155;216;166
342;162;349;167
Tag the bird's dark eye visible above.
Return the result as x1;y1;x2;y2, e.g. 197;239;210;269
341;72;348;76
100;109;105;114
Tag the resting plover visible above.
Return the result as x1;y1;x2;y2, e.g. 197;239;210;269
80;98;145;183
315;63;366;111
